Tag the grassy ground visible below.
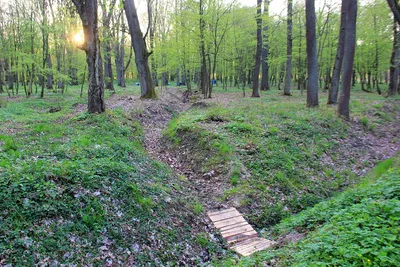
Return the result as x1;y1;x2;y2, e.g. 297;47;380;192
165;86;399;227
216;157;400;266
0;86;222;266
0;83;399;266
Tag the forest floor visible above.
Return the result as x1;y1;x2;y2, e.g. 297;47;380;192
0;85;399;266
106;87;400;211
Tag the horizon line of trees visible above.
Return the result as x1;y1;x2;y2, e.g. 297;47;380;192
0;0;398;118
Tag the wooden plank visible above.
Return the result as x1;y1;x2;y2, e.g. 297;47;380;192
234;239;264;253
207;207;236;217
207;207;275;256
208;209;241;222
213;216;247;229
235;240;275;256
219;221;249;232
221;225;256;237
238;240;275;255
226;232;258;244
231;237;264;249
235;238;273;252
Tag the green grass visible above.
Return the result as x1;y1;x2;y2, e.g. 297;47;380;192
1;83;398;265
165;87;399;232
0;85;223;266
165;95;352;227
216;157;400;266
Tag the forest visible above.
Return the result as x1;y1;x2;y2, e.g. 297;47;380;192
0;0;399;266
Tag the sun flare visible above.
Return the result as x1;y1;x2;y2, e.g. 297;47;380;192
72;31;84;45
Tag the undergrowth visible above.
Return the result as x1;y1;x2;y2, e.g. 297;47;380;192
217;157;400;266
0;90;221;265
165;96;350;227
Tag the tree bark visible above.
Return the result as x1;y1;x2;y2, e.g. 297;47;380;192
388;19;400;96
199;0;209;98
72;0;106;113
327;0;348;104
0;60;3;94
338;0;357;119
252;0;262;97
124;0;156;98
100;0;117;91
261;0;270;91
387;0;400;24
115;16;126;87
306;0;319;107
284;0;293;96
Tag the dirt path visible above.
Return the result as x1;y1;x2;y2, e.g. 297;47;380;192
107;87;191;164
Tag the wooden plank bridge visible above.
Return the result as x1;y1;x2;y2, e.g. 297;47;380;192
207;208;275;256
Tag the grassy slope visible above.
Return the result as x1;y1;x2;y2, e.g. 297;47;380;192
166;89;398;225
0;88;222;266
217;157;400;266
165;87;399;265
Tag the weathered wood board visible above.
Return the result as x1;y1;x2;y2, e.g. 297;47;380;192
207;208;275;256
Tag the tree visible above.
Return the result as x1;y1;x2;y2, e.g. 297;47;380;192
261;0;270;91
199;0;209;98
284;0;293;96
100;0;117;91
252;0;262;97
388;20;400;96
387;0;400;23
328;1;348;104
124;0;156;99
114;10;127;87
305;0;319;107
387;0;400;96
72;0;106;113
338;0;357;119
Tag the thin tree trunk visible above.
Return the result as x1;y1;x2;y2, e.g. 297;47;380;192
306;0;319;107
284;0;293;96
101;0;117;91
388;19;400;96
328;0;348;104
115;15;126;88
338;0;357;119
252;0;262;97
0;61;3;94
261;0;270;91
199;0;209;98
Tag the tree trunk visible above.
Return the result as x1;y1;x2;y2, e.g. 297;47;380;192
261;0;270;91
46;55;53;89
5;59;13;90
387;0;400;24
306;0;319;107
199;0;209;98
124;0;156;98
72;0;105;113
252;0;262;97
328;0;348;104
0;61;3;94
56;47;64;89
104;42;114;90
338;0;357;119
115;16;126;87
149;0;159;87
388;19;400;96
101;0;117;91
284;0;293;96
